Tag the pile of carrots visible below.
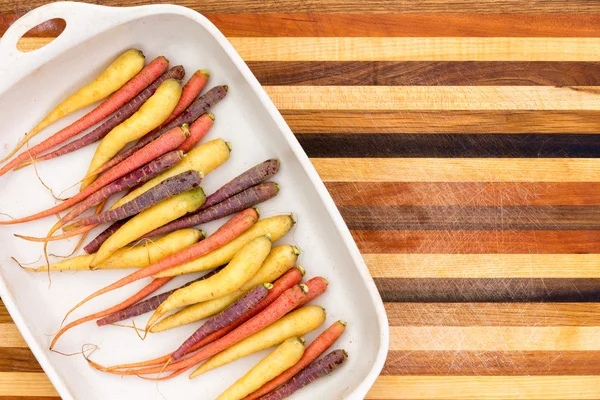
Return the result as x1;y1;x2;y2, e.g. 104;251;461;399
0;49;348;399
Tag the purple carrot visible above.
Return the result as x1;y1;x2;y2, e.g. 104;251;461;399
259;349;348;400
172;283;272;360
201;159;280;211
97;267;223;326
84;219;128;254
19;66;186;167
66;170;203;230
143;182;279;238
100;85;228;173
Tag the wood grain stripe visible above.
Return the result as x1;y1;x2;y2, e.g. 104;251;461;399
367;376;600;400
383;351;600;375
376;278;600;302
0;325;26;347
2;0;600;14
284;110;600;134
390;326;600;351
326;183;600;206
385;303;600;326
0;304;10;324
267;86;600;110
368;254;600;278
251;62;600;86
341;205;600;230
313;159;600;182
231;38;600;61
0;349;42;373
299;134;600;158
0;373;57;397
354;230;600;254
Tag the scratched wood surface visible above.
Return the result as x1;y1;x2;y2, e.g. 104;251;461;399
1;1;600;399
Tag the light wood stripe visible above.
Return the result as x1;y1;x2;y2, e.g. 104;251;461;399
0;325;25;348
0;373;57;396
313;158;600;182
390;327;600;351
15;37;600;61
367;376;600;400
229;38;600;61
266;86;600;110
366;254;600;278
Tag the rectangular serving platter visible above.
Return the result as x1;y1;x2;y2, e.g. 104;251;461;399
0;3;389;399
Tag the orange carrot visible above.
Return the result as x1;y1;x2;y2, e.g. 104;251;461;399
1;126;189;226
294;277;328;310
162;70;209;127
244;320;346;400
90;284;308;376
178;113;214;152
103;266;305;372
50;277;172;350
61;210;259;322
0;56;169;178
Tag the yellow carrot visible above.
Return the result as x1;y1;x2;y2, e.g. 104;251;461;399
90;188;205;266
81;78;182;188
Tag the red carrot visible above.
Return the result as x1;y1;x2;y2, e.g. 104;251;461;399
2;58;172;175
99;85;227;174
84;219;128;254
103;266;305;371
294;277;328;310
162;70;210;127
2;125;189;226
178;113;214;152
244;320;346;400
50;277;172;350
61;211;259;322
143;182;279;238
91;284;308;376
258;349;348;400
97;267;223;326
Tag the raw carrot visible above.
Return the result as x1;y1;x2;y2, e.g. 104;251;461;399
259;349;348;400
217;337;306;400
63;211;258;320
145;234;272;330
144;182;278;238
66;170;202;230
91;188;206;265
84;220;127;254
151;243;299;333
13;65;185;170
177;113;214;153
1;49;145;164
162;70;210;127
102;266;305;372
294;277;328;310
96;267;223;326
81;78;182;188
101;85;228;175
244;321;346;400
200;159;280;212
172;284;272;360
89;284;308;376
25;229;203;272
49;277;172;350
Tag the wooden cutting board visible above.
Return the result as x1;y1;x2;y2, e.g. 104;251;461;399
1;1;600;399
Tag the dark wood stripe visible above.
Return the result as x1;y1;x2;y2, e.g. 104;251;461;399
0;349;42;373
383;351;600;376
341;206;600;230
0;304;10;324
283;110;600;134
3;14;600;38
299;134;600;158
327;183;600;206
0;14;64;37
251;62;600;86
353;230;600;253
2;1;600;14
0;398;60;400
385;303;600;326
376;278;600;302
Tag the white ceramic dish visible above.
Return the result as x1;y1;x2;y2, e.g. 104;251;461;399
0;2;389;399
